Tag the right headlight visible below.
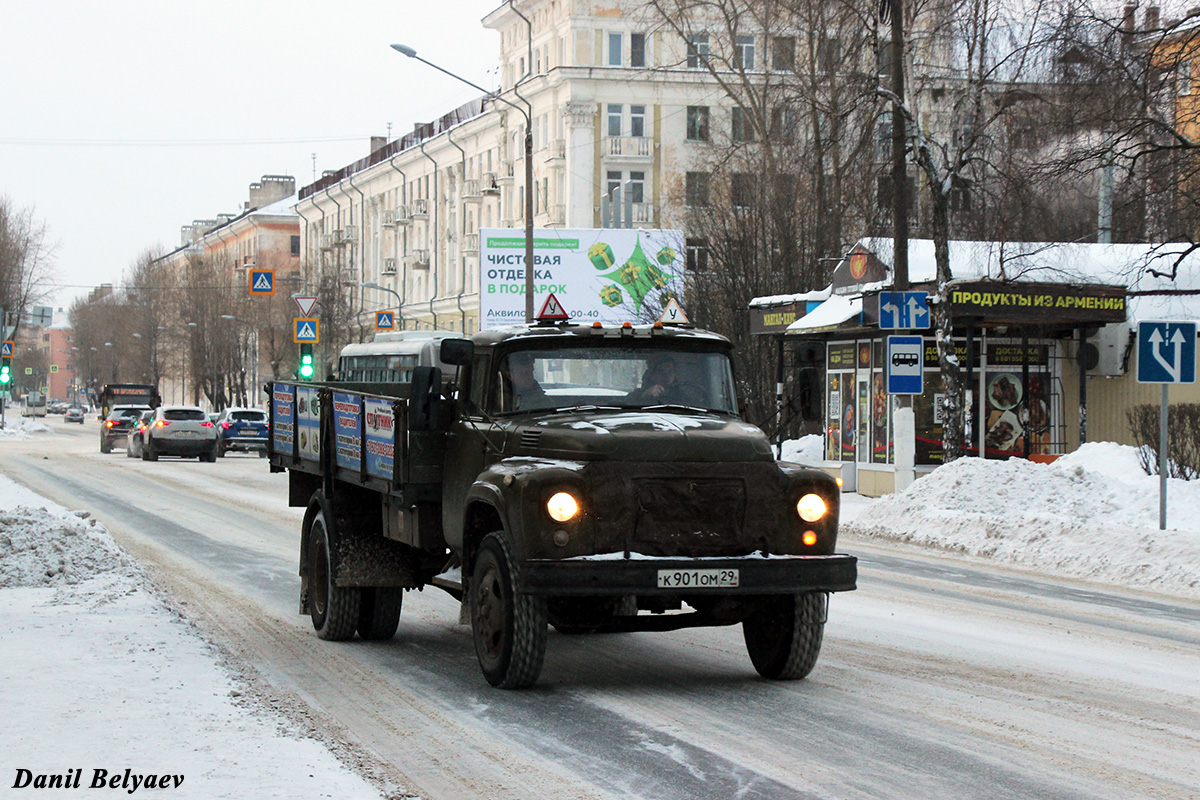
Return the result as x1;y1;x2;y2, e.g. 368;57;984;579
547;491;581;523
797;493;828;523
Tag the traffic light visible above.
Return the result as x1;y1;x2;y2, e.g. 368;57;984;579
297;343;315;380
0;355;11;386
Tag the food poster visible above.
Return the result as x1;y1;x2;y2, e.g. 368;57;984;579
983;370;1052;457
296;386;320;461
982;343;1052;458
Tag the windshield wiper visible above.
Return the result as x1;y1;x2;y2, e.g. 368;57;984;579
542;404;624;414
641;404;715;414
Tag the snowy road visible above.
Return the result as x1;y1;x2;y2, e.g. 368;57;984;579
4;419;1198;800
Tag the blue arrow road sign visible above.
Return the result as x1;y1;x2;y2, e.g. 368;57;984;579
375;311;395;330
886;335;924;395
294;318;320;343
879;291;931;330
1137;320;1197;384
249;269;275;295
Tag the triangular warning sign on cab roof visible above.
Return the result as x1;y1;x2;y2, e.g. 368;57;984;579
659;298;689;325
536;292;569;322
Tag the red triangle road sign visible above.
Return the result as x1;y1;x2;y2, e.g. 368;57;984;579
536;292;569;322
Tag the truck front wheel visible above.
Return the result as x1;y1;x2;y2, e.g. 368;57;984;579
308;509;362;640
470;532;547;689
743;593;826;680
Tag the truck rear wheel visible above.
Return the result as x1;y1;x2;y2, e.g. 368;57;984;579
308;509;361;640
357;587;403;640
743;592;826;680
470;532;547;689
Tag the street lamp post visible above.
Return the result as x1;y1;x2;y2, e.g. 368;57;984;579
361;282;403;328
391;43;535;324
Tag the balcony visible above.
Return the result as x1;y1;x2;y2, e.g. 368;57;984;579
411;198;430;219
409;250;431;269
482;172;502;195
603;136;653;160
381;257;398;275
545;204;566;226
463;179;483;201
462;233;479;254
545;139;566;163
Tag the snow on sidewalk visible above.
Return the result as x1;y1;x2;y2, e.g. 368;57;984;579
0;475;386;799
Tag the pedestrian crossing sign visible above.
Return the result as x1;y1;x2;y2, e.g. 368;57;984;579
1;341;12;357
250;269;276;295
375;311;395;330
294;318;320;343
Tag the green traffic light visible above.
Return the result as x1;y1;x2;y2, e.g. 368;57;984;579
298;361;315;379
0;370;10;385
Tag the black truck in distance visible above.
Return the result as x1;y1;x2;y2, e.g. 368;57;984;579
268;322;857;688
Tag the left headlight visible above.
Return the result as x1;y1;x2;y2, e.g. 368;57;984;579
546;491;581;522
796;493;828;523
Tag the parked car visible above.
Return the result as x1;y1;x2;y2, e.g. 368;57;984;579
100;405;152;453
125;410;155;458
64;405;86;424
48;400;69;415
214;407;269;457
141;405;218;462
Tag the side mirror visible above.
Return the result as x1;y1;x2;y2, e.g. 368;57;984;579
440;338;474;366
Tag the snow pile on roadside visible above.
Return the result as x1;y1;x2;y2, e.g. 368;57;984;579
0;475;385;799
845;442;1200;599
0;416;54;438
0;505;137;588
780;434;825;465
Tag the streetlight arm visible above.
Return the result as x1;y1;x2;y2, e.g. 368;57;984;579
391;44;529;122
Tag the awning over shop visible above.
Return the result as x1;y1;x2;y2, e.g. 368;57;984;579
786;295;863;335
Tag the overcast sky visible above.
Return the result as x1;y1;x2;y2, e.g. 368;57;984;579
1;1;502;315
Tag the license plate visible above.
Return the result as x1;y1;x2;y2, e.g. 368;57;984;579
657;568;739;589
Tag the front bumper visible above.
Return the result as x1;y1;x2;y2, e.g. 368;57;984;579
521;553;857;596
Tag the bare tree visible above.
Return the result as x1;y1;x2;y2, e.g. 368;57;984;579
0;197;56;338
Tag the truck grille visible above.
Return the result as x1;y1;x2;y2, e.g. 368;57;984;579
633;478;746;554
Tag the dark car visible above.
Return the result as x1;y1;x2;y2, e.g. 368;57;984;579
141;405;218;462
215;407;269;457
100;405;152;453
125;410;156;458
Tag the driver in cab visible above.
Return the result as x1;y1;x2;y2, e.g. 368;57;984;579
497;352;547;411
629;355;699;406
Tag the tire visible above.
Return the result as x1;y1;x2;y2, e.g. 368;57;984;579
125;442;135;458
216;441;226;458
743;593;826;681
470;532;547;689
100;439;111;454
202;445;217;463
146;438;158;462
357;587;403;640
307;508;361;640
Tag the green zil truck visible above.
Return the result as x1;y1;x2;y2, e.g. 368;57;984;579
268;322;856;688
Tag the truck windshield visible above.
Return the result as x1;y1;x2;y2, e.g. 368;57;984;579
491;346;737;415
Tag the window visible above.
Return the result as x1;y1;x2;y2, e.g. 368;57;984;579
607;104;623;137
687;33;710;69
685;237;710;272
609;32;622;66
630;105;646;137
876;111;892;161
950;176;972;213
1180;60;1193;95
771;106;798;140
291;235;300;256
731;173;755;208
686;171;710;206
686;106;710;141
732;107;754;142
631;33;646;67
607;170;622;199
877;40;892;75
818;37;841;74
771;36;795;71
628;171;645;203
735;35;755;70
876;174;916;211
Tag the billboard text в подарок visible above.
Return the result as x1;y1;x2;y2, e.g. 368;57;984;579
479;228;686;328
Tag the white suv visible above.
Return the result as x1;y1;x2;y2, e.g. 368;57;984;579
142;405;219;462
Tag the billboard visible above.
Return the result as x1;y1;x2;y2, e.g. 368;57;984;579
479;228;686;329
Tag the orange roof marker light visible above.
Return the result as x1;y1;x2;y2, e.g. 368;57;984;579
536;292;569;323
